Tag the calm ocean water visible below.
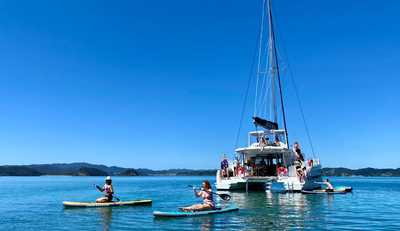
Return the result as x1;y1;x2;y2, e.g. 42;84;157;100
0;176;399;230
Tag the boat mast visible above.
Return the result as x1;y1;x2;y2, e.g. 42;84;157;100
267;0;289;147
267;1;277;124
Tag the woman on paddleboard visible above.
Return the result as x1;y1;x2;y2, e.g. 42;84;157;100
95;176;114;203
323;179;334;192
181;180;215;212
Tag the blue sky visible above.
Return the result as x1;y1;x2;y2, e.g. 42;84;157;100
0;0;399;169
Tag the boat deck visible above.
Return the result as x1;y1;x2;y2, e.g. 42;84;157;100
216;176;277;191
243;176;277;182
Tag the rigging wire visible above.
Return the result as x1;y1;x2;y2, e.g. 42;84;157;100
259;30;272;119
268;0;289;146
272;7;317;158
287;60;317;158
235;0;317;159
254;0;266;117
234;21;262;149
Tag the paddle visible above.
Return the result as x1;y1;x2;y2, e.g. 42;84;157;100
188;185;231;201
94;184;120;202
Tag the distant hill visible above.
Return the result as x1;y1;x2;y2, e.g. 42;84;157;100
0;166;41;176
134;168;217;176
323;167;400;177
0;163;216;176
27;163;125;176
1;163;400;177
74;167;108;176
118;169;139;176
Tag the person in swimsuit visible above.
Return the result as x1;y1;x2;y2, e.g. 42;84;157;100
181;180;215;212
277;163;288;177
95;176;114;203
323;179;334;192
274;136;284;147
220;155;229;178
293;142;305;162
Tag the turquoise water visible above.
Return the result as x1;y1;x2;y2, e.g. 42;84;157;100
1;176;399;230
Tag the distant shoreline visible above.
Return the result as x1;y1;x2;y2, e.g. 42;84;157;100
1;163;399;177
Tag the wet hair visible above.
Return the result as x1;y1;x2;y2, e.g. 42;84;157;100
105;179;112;185
203;180;211;190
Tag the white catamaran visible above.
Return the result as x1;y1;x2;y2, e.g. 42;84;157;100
216;0;322;192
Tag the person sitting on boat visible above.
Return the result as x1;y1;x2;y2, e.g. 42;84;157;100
274;136;284;147
238;165;245;177
220;155;229;178
260;136;267;146
296;165;306;182
258;158;267;176
323;179;334;192
277;163;287;176
181;180;215;212
95;176;114;203
302;166;308;179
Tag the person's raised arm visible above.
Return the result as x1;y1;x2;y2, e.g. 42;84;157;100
95;184;104;192
193;187;202;197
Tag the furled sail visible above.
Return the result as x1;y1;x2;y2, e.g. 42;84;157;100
253;117;278;130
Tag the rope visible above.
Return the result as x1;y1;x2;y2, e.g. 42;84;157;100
234;18;262;149
272;14;317;158
254;0;266;117
288;64;317;158
257;36;269;117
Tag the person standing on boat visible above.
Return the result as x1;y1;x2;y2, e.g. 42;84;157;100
95;176;114;203
293;142;305;163
220;155;229;178
181;180;215;212
233;155;240;176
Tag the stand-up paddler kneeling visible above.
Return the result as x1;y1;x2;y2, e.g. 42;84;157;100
95;176;114;203
181;180;215;212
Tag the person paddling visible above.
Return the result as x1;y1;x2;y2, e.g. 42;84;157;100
323;179;334;192
181;180;215;212
95;176;114;203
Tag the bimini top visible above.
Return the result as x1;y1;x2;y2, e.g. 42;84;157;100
235;144;289;155
253;117;278;130
249;129;286;136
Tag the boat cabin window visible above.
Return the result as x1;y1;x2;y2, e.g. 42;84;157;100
244;154;284;177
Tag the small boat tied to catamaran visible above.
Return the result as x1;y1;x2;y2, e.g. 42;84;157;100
216;0;328;193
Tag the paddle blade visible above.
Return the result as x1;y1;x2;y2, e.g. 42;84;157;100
218;193;231;201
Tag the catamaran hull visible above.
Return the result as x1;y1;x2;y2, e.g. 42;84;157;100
216;172;276;191
216;165;323;192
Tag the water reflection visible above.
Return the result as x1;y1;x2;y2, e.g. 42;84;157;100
98;208;112;231
222;191;331;229
197;216;215;231
62;206;113;231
